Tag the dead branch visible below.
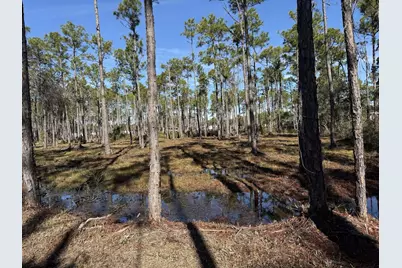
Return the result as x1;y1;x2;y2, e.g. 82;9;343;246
78;214;112;230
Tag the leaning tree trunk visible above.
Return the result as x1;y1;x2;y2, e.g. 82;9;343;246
144;0;161;222
341;0;367;218
94;0;111;155
297;0;329;217
22;2;40;207
322;0;337;148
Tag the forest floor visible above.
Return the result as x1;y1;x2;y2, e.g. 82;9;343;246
23;135;379;268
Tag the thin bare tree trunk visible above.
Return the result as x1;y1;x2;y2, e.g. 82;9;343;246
341;0;367;218
165;103;169;138
125;92;133;144
43;109;47;149
204;103;208;137
371;32;378;126
94;0;111;154
322;0;337;148
363;42;370;121
178;94;183;138
297;0;329;217
22;2;40;206
144;0;161;222
238;4;257;154
51;114;56;147
225;89;230;138
65;106;71;147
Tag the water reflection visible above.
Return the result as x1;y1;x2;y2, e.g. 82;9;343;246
41;189;300;226
367;196;379;219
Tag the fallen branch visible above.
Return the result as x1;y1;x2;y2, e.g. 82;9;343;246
78;214;112;230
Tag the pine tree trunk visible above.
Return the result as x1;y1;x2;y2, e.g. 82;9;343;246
76;106;80;142
43;109;48;149
192;47;201;138
169;97;175;139
84;118;88;143
239;5;257;154
225;89;230;139
97;98;102;143
265;85;271;134
144;0;161;222
371;32;378;127
94;0;111;154
214;82;220;139
322;0;337;148
178;94;183;138
34;96;39;144
297;0;329;217
65;106;71;147
341;0;367;218
165;104;169;138
125;93;133;144
137;82;145;148
204;103;208;137
364;43;370;121
51;114;56;147
278;77;283;133
22;2;40;207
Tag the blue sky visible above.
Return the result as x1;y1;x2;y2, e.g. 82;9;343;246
25;0;370;90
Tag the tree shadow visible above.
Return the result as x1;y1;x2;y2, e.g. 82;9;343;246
22;209;53;239
165;157;217;268
311;212;379;267
180;142;282;177
23;223;79;268
106;160;149;192
134;221;145;268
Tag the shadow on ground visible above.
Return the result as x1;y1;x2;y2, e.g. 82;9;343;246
311;212;379;267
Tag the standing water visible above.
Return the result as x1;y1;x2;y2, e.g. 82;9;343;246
41;189;301;226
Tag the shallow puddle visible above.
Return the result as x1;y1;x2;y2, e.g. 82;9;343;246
41;189;301;226
367;196;379;219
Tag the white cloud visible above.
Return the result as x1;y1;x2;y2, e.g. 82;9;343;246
156;47;189;56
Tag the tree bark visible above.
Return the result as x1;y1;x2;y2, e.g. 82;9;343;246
125;92;133;144
341;0;367;218
43;109;48;149
225;88;230;138
144;0;161;222
371;32;378;127
322;0;337;148
65;106;71;146
204;103;208;137
22;2;40;207
94;0;111;154
364;42;370;121
51;114;56;147
238;4;257;154
297;0;329;217
178;94;183;138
